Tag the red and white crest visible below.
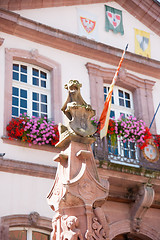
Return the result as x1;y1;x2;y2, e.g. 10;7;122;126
80;17;96;33
107;11;121;28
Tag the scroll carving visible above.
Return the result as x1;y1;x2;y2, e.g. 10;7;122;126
85;207;109;240
131;183;155;232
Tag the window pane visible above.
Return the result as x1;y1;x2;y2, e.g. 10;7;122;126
41;113;47;118
21;65;27;73
20;109;27;115
104;86;107;93
120;113;125;119
33;102;39;111
41;104;47;113
119;98;124;106
20;74;27;83
9;230;27;240
32;231;50;240
20;89;27;99
33;77;39;86
33;68;39;77
41;80;46;88
20;99;27;108
12;97;19;106
124;149;129;158
13;72;19;81
110;110;115;118
32;111;39;117
126;100;131;108
111;95;114;104
33;92;39;101
13;64;19;71
131;151;135;159
41;94;47;103
12;87;19;96
12;107;18;117
118;90;123;97
40;71;47;79
125;92;130;99
104;87;114;104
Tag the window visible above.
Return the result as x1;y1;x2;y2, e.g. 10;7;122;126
9;228;50;240
86;62;156;166
104;84;139;166
12;62;50;118
4;48;62;136
86;62;156;134
103;84;134;120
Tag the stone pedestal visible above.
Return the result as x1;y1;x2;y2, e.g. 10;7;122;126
47;135;110;240
47;80;110;239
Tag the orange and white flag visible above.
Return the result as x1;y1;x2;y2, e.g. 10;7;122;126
99;44;128;139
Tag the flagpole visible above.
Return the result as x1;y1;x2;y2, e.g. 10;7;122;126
112;44;128;85
149;102;160;129
99;44;128;139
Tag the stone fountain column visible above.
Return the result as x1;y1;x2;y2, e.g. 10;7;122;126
47;80;110;240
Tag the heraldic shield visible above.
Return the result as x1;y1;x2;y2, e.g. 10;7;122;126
61;80;97;138
68;104;97;137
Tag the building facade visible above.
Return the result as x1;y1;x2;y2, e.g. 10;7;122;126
0;0;160;239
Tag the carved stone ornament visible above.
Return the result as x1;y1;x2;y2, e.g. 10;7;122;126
78;179;95;200
28;212;40;226
85;218;109;240
61;215;83;240
85;207;109;240
130;183;155;232
51;213;61;240
30;49;39;60
60;80;97;138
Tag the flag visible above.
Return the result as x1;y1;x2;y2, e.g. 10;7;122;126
99;45;128;139
135;28;151;58
105;5;124;35
77;8;98;41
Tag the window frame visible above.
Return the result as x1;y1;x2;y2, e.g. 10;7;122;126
86;62;157;134
12;61;51;118
103;84;134;120
4;48;62;136
9;227;50;240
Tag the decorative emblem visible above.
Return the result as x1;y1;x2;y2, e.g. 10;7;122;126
142;140;159;163
106;11;121;28
136;35;149;51
80;17;96;33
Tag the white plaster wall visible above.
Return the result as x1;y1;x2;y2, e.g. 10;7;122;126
0;171;54;218
14;2;160;61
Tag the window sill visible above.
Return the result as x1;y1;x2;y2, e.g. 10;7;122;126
1;136;63;153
